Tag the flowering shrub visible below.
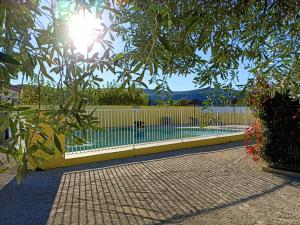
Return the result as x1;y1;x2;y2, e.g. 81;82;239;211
244;120;265;162
245;76;300;171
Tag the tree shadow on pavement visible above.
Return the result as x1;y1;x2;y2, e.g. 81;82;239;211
0;141;299;225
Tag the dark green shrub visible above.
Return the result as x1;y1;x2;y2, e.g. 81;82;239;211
259;92;300;171
246;75;300;172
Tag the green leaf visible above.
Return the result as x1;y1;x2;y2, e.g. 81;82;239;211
132;62;143;73
112;53;124;61
0;52;20;65
41;6;51;11
138;81;148;89
30;154;48;162
0;114;8;131
102;48;110;59
106;63;115;73
19;109;38;116
0;146;10;154
93;77;103;83
8;118;17;136
109;32;115;41
36;130;48;140
72;136;86;145
156;13;162;24
0;167;8;174
39;61;55;82
53;134;63;152
158;36;172;51
36;141;56;155
16;107;32;111
26;145;40;155
149;62;153;75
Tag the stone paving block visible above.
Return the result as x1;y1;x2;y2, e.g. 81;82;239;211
0;142;299;225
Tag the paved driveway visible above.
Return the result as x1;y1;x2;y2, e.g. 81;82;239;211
0;142;299;225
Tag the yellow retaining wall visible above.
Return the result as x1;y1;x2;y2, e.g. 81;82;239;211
27;124;65;170
35;133;245;169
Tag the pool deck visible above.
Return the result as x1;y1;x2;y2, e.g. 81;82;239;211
0;141;300;225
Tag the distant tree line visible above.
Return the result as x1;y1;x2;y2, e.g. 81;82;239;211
153;97;245;106
20;84;149;106
20;83;246;107
84;87;149;105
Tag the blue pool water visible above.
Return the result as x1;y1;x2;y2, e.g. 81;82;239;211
66;126;242;153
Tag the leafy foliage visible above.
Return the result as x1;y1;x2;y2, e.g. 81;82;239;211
245;76;300;171
259;92;300;171
111;0;299;94
84;86;149;105
20;83;149;106
0;0;121;181
20;85;59;106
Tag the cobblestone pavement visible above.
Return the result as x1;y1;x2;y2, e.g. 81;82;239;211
0;142;299;225
0;154;16;191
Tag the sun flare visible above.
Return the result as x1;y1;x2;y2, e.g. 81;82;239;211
68;10;102;54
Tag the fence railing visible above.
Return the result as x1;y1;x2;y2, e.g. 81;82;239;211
66;106;254;154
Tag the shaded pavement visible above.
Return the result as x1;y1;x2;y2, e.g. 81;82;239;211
0;142;299;225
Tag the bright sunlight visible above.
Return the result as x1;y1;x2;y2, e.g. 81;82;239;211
68;10;103;54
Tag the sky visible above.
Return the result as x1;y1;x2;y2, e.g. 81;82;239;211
12;0;252;92
98;66;252;91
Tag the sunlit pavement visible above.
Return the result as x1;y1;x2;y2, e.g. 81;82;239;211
0;142;299;225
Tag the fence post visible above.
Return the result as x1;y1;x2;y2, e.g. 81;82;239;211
244;107;247;128
180;109;183;141
216;110;219;135
132;108;135;149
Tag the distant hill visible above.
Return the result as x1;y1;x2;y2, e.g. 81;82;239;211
144;87;242;105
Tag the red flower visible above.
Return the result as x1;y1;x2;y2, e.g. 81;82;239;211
252;156;259;162
244;119;264;162
246;145;255;155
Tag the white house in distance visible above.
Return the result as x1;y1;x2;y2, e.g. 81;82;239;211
0;85;20;103
0;85;20;144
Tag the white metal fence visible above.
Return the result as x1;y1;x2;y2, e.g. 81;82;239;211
66;106;254;154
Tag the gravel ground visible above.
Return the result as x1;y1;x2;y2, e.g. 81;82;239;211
0;141;299;225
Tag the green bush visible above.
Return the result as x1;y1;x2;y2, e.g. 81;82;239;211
83;87;149;105
20;85;59;106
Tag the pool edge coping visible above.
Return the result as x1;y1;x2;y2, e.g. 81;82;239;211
37;132;245;169
65;132;245;159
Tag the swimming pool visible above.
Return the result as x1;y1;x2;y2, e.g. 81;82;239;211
66;126;243;153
